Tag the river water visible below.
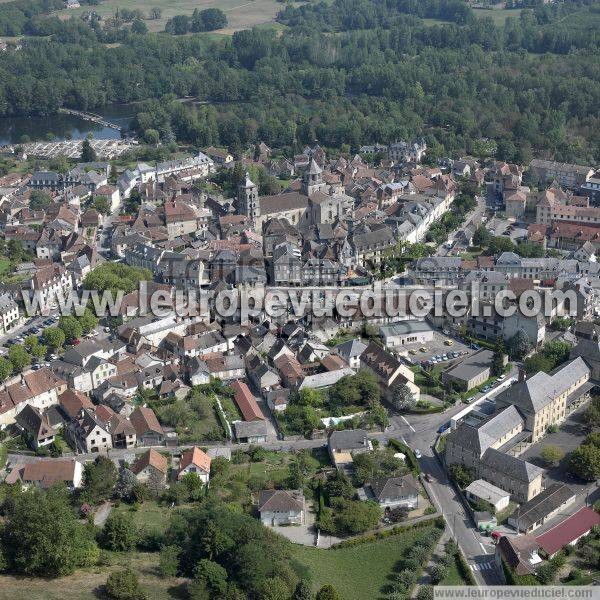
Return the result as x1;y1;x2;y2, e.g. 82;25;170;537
0;104;138;145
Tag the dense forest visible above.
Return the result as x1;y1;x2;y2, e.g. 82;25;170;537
0;0;598;163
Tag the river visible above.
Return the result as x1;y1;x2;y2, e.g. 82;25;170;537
0;104;138;145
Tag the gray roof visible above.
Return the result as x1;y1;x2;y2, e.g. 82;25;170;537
380;321;433;337
258;489;304;513
328;429;369;452
510;484;576;530
495;357;590;414
443;349;494;383
446;405;524;456
481;448;543;483
234;420;268;439
465;479;510;505
366;474;420;502
335;339;367;360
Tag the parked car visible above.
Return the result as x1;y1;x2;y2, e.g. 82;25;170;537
414;449;422;459
419;347;428;353
444;339;454;346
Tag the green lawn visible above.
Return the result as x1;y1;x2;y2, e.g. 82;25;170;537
0;552;187;600
291;526;437;600
111;500;178;535
473;7;524;25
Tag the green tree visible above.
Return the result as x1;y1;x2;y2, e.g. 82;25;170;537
391;383;416;412
333;499;382;535
131;18;148;34
91;195;111;215
449;464;475;488
569;444;600;481
1;486;99;576
105;568;147;600
506;330;531;360
540;445;564;466
29;189;52;211
194;558;228;596
584;396;600;429
6;239;24;262
101;512;139;551
472;225;490;248
430;564;448;584
293;579;313;600
43;326;66;349
417;585;434;600
80;138;97;163
491;350;505;377
0;357;12;382
79;308;98;333
316;585;342;600
159;545;181;577
8;344;30;372
25;335;47;359
81;456;118;503
58;315;83;342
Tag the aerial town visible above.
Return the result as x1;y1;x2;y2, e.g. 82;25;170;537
0;135;598;597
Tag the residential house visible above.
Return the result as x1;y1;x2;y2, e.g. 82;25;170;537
15;404;56;449
363;474;420;509
131;448;168;484
129;406;164;446
360;342;419;403
5;458;83;489
258;489;305;526
234;420;269;443
177;446;211;484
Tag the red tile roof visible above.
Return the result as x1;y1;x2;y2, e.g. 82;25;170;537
230;380;266;422
179;446;211;475
536;507;600;556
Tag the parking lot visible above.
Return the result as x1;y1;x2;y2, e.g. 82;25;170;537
519;401;594;495
485;216;528;242
398;331;473;368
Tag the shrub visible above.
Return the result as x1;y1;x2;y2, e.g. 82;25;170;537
105;569;147;600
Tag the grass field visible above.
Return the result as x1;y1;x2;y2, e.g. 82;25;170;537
473;7;524;25
290;526;437;600
0;552;187;600
54;0;287;34
111;500;177;535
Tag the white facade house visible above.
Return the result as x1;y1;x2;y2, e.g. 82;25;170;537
258;489;305;526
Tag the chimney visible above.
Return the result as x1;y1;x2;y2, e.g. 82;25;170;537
518;367;526;382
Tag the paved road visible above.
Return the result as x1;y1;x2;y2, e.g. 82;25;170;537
382;406;503;585
436;193;487;257
5;400;500;583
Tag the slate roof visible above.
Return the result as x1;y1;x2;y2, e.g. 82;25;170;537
445;405;524;456
366;474;420;502
481;448;543;483
512;484;575;530
258;489;304;513
328;429;369;452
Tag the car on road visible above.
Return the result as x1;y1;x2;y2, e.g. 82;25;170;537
444;339;454;346
414;449;422;459
442;329;450;335
408;349;417;355
424;473;434;483
419;347;428;353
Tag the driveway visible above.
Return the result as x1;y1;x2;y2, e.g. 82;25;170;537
93;502;112;526
266;507;318;547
